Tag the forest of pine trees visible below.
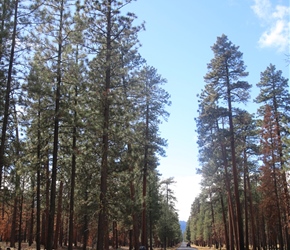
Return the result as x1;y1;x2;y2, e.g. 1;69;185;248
1;1;290;250
0;0;182;250
186;35;290;250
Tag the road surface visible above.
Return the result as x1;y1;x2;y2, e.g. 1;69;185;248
177;242;197;250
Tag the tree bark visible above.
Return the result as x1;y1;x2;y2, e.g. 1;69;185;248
69;61;78;250
142;94;150;248
47;0;64;248
18;182;24;250
243;149;249;250
54;181;63;249
28;179;35;246
82;189;89;250
226;64;244;250
245;156;257;250
0;0;18;189
97;1;112;249
220;192;229;250
36;103;41;250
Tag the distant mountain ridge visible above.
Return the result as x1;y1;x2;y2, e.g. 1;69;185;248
179;220;186;233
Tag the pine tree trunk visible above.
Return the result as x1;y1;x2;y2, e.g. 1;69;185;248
36;106;41;250
0;0;7;62
47;0;64;248
273;100;290;248
243;150;249;250
245;160;257;250
272;159;284;249
209;190;217;248
217;120;237;250
11;104;21;248
228;202;235;250
221;142;236;250
28;180;35;246
82;189;89;250
226;64;244;250
97;1;112;249
18;186;24;250
129;230;132;250
130;180;140;250
69;75;78;250
0;0;18;189
59;217;64;247
149;210;153;250
54;181;63;249
127;140;140;249
42;155;50;247
142;101;149;248
10;195;18;247
220;193;229;250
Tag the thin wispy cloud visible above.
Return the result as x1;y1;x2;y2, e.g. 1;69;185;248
251;0;289;52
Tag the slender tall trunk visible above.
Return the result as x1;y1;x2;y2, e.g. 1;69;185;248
0;0;18;189
47;1;64;249
215;118;234;250
28;178;35;246
226;64;244;250
113;221;118;249
209;189;218;248
10;182;18;248
41;153;50;247
0;0;7;63
220;140;236;250
130;179;140;250
18;181;24;250
220;192;229;250
149;209;153;250
14;105;23;250
228;200;235;250
129;230;133;250
54;181;63;249
11;104;21;248
243;149;249;250
245;157;257;250
68;52;78;250
59;217;64;247
68;120;77;250
273;97;290;248
97;2;112;249
271;157;284;249
142;93;149;248
82;188;89;250
36;103;41;250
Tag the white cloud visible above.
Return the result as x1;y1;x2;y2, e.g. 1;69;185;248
251;0;290;52
251;0;271;19
259;19;289;52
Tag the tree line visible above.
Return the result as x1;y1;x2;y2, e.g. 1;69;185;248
186;34;290;250
0;0;182;250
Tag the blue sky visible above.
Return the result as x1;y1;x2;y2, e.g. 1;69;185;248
128;0;289;221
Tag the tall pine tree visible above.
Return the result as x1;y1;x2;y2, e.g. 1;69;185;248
204;34;251;250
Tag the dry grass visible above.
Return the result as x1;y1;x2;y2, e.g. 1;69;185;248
192;245;226;250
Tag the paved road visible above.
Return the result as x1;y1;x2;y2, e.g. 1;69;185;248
177;242;197;250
